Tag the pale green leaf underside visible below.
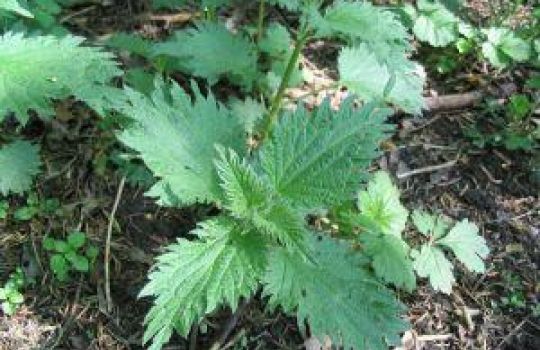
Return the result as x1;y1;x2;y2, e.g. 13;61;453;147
152;21;258;89
358;171;408;236
264;235;408;349
437;219;488;273
140;218;265;350
257;99;392;211
116;81;245;206
0;140;41;195
413;245;454;294
0;32;121;124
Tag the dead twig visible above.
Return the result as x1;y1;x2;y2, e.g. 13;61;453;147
105;176;126;313
397;156;460;179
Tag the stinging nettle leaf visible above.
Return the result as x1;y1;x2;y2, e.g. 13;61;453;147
116;80;245;206
264;235;409;350
140;218;266;350
358;171;408;236
257;99;393;211
361;232;416;291
0;32;122;124
412;0;460;47
152;21;258;89
0;140;41;195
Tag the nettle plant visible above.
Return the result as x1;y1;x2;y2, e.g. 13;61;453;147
0;0;490;349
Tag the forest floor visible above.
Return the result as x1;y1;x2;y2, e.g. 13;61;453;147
0;1;539;350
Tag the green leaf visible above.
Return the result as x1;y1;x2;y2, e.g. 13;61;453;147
105;32;153;58
0;200;8;219
13;206;38;221
50;254;69;281
0;288;7;300
229;97;266;135
215;147;270;218
0;32;122;124
507;94;532;121
413;244;454;294
338;45;425;114
67;231;86;249
66;252;89;272
357;171;408;236
437;219;488;273
482;28;531;68
116;80;245;206
214;148;308;253
53;240;69;253
360;232;416;291
413;0;460;47
2;301;17;315
140;218;266;350
152;22;258;89
85;245;99;260
411;210;449;239
315;1;410;51
258;22;292;58
264;235;408;349
7;290;23;304
0;0;33;17
42;237;56;251
411;210;436;236
257;99;392;211
0;141;41;195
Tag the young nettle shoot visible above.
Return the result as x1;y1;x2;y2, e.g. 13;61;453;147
43;231;99;282
0;268;26;316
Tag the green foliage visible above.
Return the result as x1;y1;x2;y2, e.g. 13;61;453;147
0;140;41;195
0;200;8;219
316;1;425;113
43;231;98;281
257;99;392;210
264;235;408;350
357;171;408;236
411;210;489;293
153;21;258;89
116;80;245;206
0;267;25;316
140;218;266;350
13;193;59;221
411;0;460;47
0;32;121;124
482;27;531;68
112;77;400;349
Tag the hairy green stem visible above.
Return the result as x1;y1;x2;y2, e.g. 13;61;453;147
260;29;309;139
257;0;266;43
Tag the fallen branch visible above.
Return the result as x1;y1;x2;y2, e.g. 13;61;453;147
397;157;460;179
424;83;517;112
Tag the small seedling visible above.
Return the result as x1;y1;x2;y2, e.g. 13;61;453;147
0;200;8;219
43;231;99;282
14;193;59;221
0;268;25;316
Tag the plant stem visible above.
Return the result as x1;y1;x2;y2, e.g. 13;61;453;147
260;28;309;139
257;0;266;43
